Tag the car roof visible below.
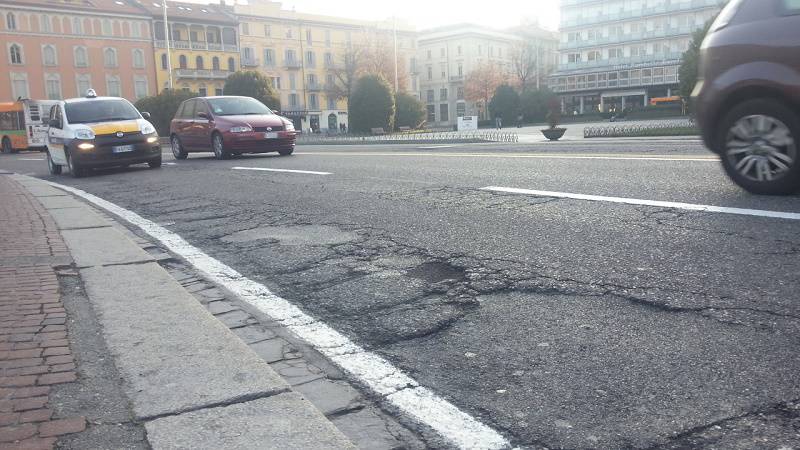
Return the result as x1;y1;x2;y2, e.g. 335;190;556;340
62;96;130;105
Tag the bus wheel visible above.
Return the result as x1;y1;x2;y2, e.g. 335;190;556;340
1;137;14;154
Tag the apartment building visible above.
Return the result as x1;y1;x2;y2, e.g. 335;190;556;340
551;0;726;114
234;0;418;133
0;0;156;102
417;24;557;127
133;0;239;96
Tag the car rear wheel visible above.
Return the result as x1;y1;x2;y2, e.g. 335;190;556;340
718;99;800;195
212;133;229;160
278;148;294;156
148;155;162;169
66;150;86;178
46;151;62;175
1;137;14;154
171;135;188;160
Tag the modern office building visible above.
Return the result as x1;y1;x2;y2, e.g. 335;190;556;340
0;0;156;102
132;0;240;96
550;0;726;114
233;0;418;133
417;24;557;127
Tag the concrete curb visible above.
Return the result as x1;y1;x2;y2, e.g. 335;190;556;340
12;175;354;450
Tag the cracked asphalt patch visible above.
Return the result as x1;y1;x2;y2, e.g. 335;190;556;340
15;142;800;449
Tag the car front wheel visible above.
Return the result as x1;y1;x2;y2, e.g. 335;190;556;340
212;133;229;160
718;99;800;195
46;151;62;175
66;150;86;178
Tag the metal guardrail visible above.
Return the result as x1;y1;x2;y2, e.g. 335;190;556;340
584;119;698;138
296;131;519;145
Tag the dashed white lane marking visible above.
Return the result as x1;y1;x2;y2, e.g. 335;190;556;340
17;158;44;161
296;152;718;162
48;181;510;450
417;145;458;149
232;166;332;175
482;186;800;221
164;162;177;166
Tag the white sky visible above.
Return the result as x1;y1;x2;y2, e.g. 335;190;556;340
244;0;561;31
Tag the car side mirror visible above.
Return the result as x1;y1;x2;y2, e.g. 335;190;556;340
49;119;60;128
141;112;151;119
197;112;208;119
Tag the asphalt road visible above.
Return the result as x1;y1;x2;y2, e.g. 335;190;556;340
3;140;799;449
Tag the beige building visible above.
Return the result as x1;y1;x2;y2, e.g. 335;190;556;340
417;23;557;127
233;0;418;133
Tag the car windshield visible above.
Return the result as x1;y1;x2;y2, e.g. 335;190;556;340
207;98;273;116
65;99;140;124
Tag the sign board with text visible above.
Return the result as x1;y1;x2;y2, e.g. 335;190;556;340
458;116;478;131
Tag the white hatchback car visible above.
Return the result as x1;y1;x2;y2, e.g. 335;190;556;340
46;90;161;177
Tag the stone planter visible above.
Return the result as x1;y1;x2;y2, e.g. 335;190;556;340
541;128;567;141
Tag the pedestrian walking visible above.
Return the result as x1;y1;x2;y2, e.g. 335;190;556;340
495;114;503;130
516;114;523;128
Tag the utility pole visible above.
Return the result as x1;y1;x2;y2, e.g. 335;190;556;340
393;17;399;93
163;0;173;90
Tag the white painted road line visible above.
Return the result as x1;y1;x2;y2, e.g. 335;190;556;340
482;186;800;221
17;158;44;161
232;166;332;175
296;152;718;162
48;181;510;450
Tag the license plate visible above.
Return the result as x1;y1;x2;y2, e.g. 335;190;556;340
264;132;278;139
112;145;134;153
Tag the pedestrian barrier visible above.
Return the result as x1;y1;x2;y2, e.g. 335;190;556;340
584;118;698;138
295;131;519;145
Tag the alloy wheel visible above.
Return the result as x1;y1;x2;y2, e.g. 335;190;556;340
725;114;797;182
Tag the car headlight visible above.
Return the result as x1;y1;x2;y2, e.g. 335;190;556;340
229;126;253;133
141;123;156;135
75;129;95;140
283;121;295;131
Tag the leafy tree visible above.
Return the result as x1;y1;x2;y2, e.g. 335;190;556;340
679;20;714;107
395;92;425;129
223;71;280;110
489;85;521;124
520;88;556;123
464;63;507;119
349;75;395;133
135;89;197;136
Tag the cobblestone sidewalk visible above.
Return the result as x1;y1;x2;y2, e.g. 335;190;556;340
0;175;86;450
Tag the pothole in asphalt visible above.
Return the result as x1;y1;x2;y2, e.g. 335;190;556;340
406;261;467;284
221;225;359;246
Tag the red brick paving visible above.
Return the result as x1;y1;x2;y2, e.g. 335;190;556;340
0;177;85;449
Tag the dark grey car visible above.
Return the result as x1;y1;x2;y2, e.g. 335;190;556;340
692;0;800;194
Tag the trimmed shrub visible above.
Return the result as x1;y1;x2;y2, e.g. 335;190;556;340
488;84;520;123
135;89;197;136
349;75;395;133
395;92;426;130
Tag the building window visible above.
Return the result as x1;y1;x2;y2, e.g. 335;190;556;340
41;15;52;33
76;74;91;96
102;19;112;36
74;46;88;67
181;84;189;92
609;48;623;59
161;53;168;70
458;64;463;77
133;49;145;69
198;85;207;96
587;50;601;61
215;87;223;95
457;46;462;56
106;75;121;97
456;102;465;117
72;17;83;34
306;29;312;45
426;104;435;123
568;53;581;63
42;45;57;66
45;74;61;100
212;56;220;70
228;57;235;72
104;48;118;68
289;73;296;90
10;73;28;99
285;49;296;64
307;73;317;86
264;49;274;66
134;76;148;99
289;93;298;107
195;56;204;69
439;104;449;122
324;52;333;67
286;27;293;39
426;90;434;103
325;30;331;47
179;54;187;69
457;87;464;100
440;48;445;57
440;88;447;101
6;13;16;30
241;23;249;35
427;50;431;60
309;93;318;109
131;22;142;38
327;96;335;110
9;44;23;65
305;51;315;67
427;66;432;81
264;24;271;36
271;77;280;89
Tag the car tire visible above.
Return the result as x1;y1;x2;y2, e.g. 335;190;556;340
1;137;14;154
46;151;62;175
278;148;294;156
66;150;86;178
212;133;229;160
171;135;188;160
717;99;800;195
148;155;162;169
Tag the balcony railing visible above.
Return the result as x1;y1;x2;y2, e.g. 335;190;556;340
285;61;302;69
560;0;724;29
241;58;260;67
155;40;238;53
175;69;232;80
560;26;696;51
557;52;684;72
449;75;464;82
306;82;323;91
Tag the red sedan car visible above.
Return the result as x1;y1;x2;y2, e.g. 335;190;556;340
170;96;296;160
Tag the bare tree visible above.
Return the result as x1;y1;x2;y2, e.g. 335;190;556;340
325;47;365;113
358;29;409;92
464;62;507;119
511;41;539;93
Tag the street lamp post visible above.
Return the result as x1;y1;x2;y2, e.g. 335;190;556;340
163;1;173;90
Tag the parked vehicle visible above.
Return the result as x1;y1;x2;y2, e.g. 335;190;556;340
169;96;297;160
0;99;59;154
692;0;800;194
45;90;161;177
